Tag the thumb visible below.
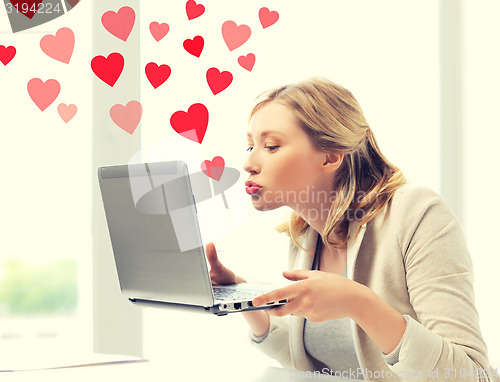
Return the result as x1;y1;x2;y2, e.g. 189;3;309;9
206;242;223;270
283;269;310;281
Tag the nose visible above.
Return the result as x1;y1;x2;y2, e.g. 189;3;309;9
243;150;260;175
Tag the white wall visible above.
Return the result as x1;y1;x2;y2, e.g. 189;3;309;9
462;0;500;362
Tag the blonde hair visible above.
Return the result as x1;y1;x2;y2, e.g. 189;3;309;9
250;77;406;251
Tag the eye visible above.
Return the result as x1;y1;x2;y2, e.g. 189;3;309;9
246;145;280;152
265;145;280;152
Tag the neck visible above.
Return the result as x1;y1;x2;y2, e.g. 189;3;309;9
289;184;348;246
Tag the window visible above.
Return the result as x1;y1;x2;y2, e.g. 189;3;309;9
0;0;92;360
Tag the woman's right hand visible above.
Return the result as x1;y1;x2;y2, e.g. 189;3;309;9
205;242;246;285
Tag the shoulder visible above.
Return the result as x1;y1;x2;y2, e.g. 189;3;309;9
367;183;461;248
391;183;445;206
387;183;457;224
382;183;465;258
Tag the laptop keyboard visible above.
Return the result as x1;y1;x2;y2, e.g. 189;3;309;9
213;286;264;301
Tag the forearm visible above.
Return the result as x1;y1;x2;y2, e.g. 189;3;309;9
351;284;406;355
242;309;270;337
234;275;271;337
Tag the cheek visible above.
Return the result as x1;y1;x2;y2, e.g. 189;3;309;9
272;152;314;186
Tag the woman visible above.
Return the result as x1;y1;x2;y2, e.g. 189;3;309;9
205;78;498;381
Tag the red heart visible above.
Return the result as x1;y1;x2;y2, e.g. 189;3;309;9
170;103;209;144
186;0;205;20
221;21;251;51
258;7;279;29
238;53;256;72
145;62;171;89
66;0;80;7
0;45;16;66
206;67;233;95
91;52;124;87
201;156;225;181
10;0;43;19
183;36;204;57
101;6;136;42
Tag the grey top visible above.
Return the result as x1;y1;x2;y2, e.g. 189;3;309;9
302;234;362;377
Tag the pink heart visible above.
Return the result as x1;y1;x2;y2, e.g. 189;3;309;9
0;45;16;66
27;78;60;111
186;0;205;20
170;103;209;144
149;22;169;42
101;6;135;42
57;103;77;123
206;67;233;95
258;7;279;29
40;27;75;64
238;53;256;72
221;21;251;52
110;101;143;134
201;156;225;181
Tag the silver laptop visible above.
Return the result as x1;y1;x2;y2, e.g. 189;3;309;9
97;160;286;316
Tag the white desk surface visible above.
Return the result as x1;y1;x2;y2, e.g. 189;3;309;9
0;356;356;382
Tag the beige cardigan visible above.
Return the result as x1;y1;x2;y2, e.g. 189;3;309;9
249;184;499;381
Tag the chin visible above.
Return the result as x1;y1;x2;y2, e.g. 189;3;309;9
252;204;272;212
251;197;280;212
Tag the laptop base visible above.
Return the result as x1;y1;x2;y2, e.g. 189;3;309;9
129;298;280;316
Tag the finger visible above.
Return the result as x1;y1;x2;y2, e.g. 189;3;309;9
268;298;302;318
205;243;223;270
252;284;298;307
282;269;311;281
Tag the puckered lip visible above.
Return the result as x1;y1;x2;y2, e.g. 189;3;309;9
245;180;262;188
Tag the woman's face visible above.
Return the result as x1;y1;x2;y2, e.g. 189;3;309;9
244;101;335;212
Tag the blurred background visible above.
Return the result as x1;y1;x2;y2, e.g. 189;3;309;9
0;0;498;372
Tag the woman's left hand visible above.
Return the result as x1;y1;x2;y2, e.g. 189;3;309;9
252;269;366;322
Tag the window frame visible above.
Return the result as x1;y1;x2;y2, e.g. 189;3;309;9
91;0;143;357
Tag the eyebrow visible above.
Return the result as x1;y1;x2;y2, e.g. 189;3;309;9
246;130;286;139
